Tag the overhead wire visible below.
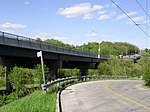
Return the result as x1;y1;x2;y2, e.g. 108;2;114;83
146;0;148;47
110;0;150;38
135;0;150;19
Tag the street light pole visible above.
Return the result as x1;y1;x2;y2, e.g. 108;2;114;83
98;36;101;59
37;51;45;84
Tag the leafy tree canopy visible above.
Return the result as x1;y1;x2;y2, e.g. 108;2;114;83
35;37;139;56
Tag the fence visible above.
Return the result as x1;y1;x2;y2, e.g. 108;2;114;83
0;31;98;58
42;75;128;91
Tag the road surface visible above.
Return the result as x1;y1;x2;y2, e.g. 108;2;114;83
61;80;150;112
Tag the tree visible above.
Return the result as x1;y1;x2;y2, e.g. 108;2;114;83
35;37;42;42
33;64;50;88
76;41;139;56
9;66;28;98
138;57;150;86
98;62;111;76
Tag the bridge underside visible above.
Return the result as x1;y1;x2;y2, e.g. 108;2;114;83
0;45;106;91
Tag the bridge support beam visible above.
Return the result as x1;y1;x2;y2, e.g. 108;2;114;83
79;62;95;76
0;57;13;92
46;60;63;81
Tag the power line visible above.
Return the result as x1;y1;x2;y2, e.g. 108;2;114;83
110;0;150;38
146;0;148;47
135;0;150;19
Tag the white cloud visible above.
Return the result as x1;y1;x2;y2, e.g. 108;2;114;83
53;36;67;41
85;33;99;37
127;16;145;24
92;5;104;11
143;19;150;23
35;32;67;41
35;32;53;40
83;13;93;20
85;33;112;38
41;8;48;12
98;10;107;15
111;2;118;7
3;30;15;34
105;4;110;8
100;34;112;38
97;11;116;20
0;22;27;29
111;4;116;7
24;2;30;5
98;14;111;20
132;16;145;22
57;3;104;18
116;11;138;20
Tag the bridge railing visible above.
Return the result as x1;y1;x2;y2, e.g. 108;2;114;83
42;75;128;91
0;31;98;58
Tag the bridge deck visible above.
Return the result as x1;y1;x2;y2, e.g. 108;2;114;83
0;31;109;60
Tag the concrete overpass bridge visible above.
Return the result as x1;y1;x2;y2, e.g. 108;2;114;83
0;31;109;91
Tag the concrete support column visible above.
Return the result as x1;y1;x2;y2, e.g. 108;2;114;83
80;66;88;76
6;68;13;92
46;60;63;81
0;57;13;92
79;63;94;76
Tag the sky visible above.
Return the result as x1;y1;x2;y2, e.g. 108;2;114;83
0;0;150;49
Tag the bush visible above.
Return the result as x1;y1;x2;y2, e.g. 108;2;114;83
0;66;6;89
143;66;150;86
87;69;99;76
33;64;50;88
57;68;80;78
0;94;6;107
98;62;111;76
9;66;28;98
72;68;80;76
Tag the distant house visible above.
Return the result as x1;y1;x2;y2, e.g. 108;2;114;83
117;54;141;60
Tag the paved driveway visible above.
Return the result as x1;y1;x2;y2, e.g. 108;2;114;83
61;80;150;112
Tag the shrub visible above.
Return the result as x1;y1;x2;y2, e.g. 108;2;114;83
9;66;28;98
0;94;6;107
5;93;17;104
57;68;80;78
87;69;99;76
72;68;80;76
0;66;6;89
33;64;50;88
98;62;111;76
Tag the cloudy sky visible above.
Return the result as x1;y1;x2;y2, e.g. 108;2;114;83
0;0;150;49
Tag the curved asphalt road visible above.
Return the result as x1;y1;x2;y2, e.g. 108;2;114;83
61;80;150;112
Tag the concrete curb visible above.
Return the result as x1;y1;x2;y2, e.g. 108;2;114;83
56;82;80;112
56;86;67;112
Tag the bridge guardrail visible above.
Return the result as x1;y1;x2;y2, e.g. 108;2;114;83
42;75;128;91
0;31;100;58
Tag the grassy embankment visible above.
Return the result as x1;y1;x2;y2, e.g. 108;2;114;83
0;91;56;112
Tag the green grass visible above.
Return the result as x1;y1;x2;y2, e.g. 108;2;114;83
0;77;141;112
0;91;56;112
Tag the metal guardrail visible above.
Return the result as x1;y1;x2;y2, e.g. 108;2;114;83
0;31;99;58
42;75;128;91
